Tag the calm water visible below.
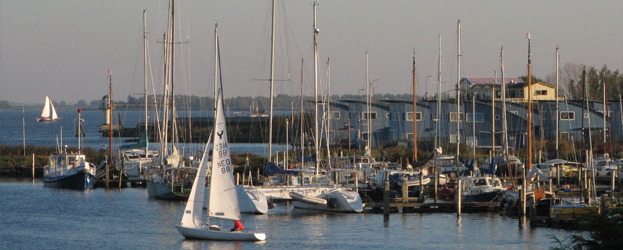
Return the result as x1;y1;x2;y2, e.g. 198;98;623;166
1;179;582;250
0;109;286;156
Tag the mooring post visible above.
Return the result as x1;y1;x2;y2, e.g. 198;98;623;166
419;173;424;202
456;178;462;216
32;154;35;180
612;168;616;193
383;172;390;216
402;176;408;213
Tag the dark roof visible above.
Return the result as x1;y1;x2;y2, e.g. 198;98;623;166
462;77;524;86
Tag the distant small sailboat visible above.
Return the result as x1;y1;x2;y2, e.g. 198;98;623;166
37;96;61;122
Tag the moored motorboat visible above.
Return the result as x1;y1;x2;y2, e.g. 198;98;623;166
456;176;504;202
43;110;95;190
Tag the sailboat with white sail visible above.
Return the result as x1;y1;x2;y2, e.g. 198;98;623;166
37;96;61;122
176;89;266;241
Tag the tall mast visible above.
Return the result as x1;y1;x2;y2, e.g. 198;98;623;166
143;10;149;155
366;51;371;154
603;75;608;152
527;31;532;172
492;72;496;155
325;58;331;169
412;51;417;162
313;1;320;175
214;24;219;109
435;34;442;151
456;20;461;161
300;59;305;170
107;68;113;189
555;46;559;159
268;0;276;162
170;0;177;147
501;47;509;163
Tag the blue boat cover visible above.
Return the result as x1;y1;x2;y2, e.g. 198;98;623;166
264;162;299;176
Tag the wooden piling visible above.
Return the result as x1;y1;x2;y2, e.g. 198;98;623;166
456;178;462;215
32;154;35;179
383;172;390;216
419;173;424;201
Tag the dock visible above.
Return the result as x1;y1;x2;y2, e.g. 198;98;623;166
363;199;500;213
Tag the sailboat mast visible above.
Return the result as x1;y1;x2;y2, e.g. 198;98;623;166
300;59;305;171
268;0;276;162
456;20;461;161
143;10;149;155
435;35;441;151
326;58;331;168
170;0;177;147
492;72;496;154
313;1;320;175
366;51;370;153
527;32;532;172
555;46;559;159
107;68;113;189
603;74;608;152
501;47;509;162
412;51;417;162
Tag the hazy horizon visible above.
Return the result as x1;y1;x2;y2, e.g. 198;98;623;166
2;1;622;105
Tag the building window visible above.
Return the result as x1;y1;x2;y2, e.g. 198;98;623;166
328;130;335;139
406;133;414;140
535;90;547;95
450;134;459;143
329;111;340;120
450;112;464;122
560;132;570;140
362;112;377;120
405;112;421;121
467;113;483;122
560;111;575;120
362;132;369;141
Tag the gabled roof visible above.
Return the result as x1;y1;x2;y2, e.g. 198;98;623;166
462;77;524;86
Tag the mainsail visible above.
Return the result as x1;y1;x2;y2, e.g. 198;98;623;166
207;91;241;221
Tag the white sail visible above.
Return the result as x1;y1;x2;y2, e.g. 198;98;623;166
41;96;51;118
50;99;58;120
180;136;211;228
208;91;241;221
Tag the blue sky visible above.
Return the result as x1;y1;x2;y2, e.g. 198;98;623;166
1;0;622;105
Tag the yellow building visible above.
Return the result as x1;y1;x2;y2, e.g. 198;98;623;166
460;77;563;102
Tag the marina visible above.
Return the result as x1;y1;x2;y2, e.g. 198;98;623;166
0;179;583;249
3;1;623;248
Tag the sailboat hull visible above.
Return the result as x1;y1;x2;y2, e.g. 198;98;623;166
176;225;266;241
292;188;364;213
146;181;190;200
36;117;61;123
204;186;268;214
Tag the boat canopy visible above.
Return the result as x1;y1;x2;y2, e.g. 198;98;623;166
264;162;299;176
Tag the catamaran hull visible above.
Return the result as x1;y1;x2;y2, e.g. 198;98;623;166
175;225;266;241
43;171;96;190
